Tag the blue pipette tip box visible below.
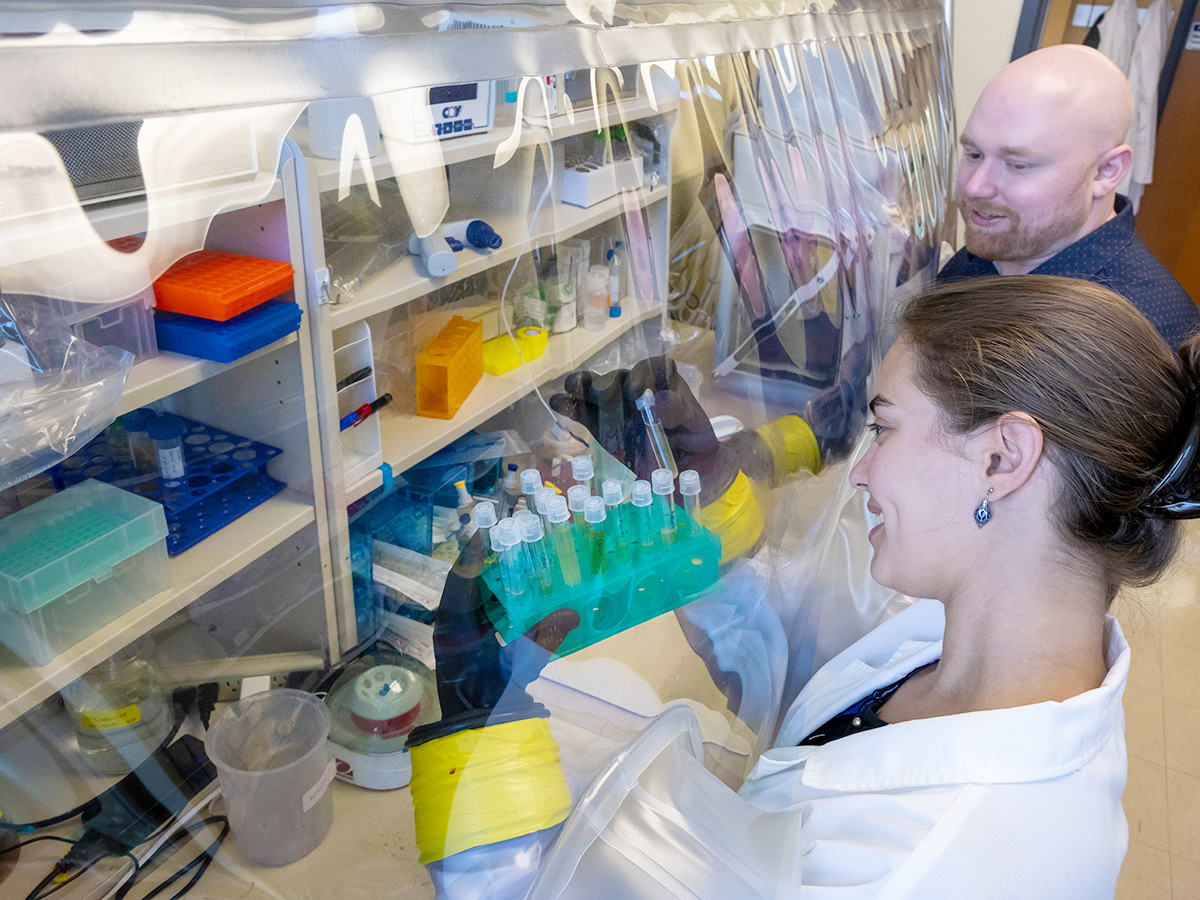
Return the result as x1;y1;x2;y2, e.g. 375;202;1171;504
154;299;302;363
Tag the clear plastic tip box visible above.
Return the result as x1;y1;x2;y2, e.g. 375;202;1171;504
0;480;169;667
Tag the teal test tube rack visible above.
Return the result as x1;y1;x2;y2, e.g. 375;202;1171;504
479;506;721;656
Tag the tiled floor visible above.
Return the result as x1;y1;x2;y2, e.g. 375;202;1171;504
1114;519;1200;899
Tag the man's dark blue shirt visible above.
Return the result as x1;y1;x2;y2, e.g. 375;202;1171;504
938;195;1199;348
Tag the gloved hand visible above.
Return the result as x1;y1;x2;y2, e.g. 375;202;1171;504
406;532;579;747
549;356;739;505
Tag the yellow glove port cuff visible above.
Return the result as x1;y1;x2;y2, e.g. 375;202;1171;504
410;717;571;865
702;469;764;564
757;415;821;478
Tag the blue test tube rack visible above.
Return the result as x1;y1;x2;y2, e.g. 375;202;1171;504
48;417;285;556
479;506;721;656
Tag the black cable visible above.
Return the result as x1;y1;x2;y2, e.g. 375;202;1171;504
114;815;229;900
0;835;76;857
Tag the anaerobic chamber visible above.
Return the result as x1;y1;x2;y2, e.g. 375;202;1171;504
0;2;952;897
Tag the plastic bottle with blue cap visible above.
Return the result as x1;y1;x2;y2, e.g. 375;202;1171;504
147;413;188;480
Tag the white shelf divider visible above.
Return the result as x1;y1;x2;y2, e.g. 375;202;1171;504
345;297;660;503
0;491;315;731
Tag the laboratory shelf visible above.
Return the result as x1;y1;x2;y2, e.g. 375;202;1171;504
328;186;667;331
0;490;315;731
302;93;676;194
86;178;286;244
345;296;660;503
118;333;299;415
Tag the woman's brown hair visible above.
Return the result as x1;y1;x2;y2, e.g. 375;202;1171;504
899;274;1200;602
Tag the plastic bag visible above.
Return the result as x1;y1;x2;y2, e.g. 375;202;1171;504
0;293;132;490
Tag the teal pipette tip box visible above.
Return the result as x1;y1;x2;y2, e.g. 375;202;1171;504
480;508;721;656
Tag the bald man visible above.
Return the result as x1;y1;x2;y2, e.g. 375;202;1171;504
938;44;1198;348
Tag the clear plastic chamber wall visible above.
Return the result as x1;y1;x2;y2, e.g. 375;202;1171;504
0;2;953;898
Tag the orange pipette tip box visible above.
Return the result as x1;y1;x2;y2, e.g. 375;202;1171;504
151;250;295;322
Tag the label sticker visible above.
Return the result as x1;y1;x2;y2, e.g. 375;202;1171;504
79;704;142;731
302;759;337;813
1188;23;1200;51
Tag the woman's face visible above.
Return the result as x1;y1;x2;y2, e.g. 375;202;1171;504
848;340;985;599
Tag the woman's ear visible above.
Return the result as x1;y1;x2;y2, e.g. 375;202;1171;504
982;412;1044;498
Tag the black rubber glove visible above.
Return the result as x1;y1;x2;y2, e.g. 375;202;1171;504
406;533;579;747
549;356;739;505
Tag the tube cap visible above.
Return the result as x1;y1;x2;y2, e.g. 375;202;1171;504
534;487;555;515
146;413;186;441
475;501;497;529
492;518;518;549
678;469;701;497
651;468;674;495
567;484;589;512
601;479;623;507
571;455;594;482
583;496;607;524
546;495;570;524
635;388;655;418
519;514;545;542
520;468;543;494
122;408;155;432
631;480;652;507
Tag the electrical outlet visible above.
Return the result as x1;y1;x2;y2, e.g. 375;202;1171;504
216;678;241;702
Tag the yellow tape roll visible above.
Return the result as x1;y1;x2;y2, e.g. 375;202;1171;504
410;717;571;864
757;415;821;479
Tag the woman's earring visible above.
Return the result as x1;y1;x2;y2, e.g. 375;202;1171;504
974;487;995;528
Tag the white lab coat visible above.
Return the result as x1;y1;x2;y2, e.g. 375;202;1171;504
1098;0;1140;75
738;598;1129;898
1118;0;1174;210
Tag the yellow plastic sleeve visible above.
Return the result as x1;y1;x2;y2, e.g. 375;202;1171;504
757;415;821;478
409;717;572;865
702;469;765;564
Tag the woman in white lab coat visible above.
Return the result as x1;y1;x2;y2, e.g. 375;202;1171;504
407;274;1200;898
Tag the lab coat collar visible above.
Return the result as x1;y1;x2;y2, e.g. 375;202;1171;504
760;599;1129;792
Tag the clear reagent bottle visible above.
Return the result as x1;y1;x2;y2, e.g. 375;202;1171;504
651;467;678;545
147;413;187;481
583;496;608;576
602;478;632;566
545;495;581;587
678;469;703;535
631;479;655;549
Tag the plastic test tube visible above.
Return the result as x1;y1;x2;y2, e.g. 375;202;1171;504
636;389;678;477
147;414;187;481
493;519;526;596
519;468;543;511
475;501;497;563
678;469;703;536
601;479;632;566
583;496;608;576
651;468;678;545
567;484;589;528
631;479;655;549
519;513;555;593
122;408;157;473
545;495;581;587
571;455;595;496
534;487;556;525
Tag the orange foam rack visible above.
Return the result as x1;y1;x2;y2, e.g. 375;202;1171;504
151;250;295;322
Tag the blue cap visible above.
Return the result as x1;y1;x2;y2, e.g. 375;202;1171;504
122;408;155;432
146;413;187;440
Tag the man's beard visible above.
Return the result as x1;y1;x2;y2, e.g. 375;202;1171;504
961;200;1090;265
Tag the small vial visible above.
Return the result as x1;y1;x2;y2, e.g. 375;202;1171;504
534;487;556;525
567;484;589;527
519;512;554;594
571;455;595;496
105;416;133;467
475;501;497;563
601;479;632;566
584;265;609;331
631;479;655;549
147;413;186;480
493;519;526;596
123;408;157;473
678;469;703;536
635;389;679;477
583;496;608;576
651;468;678;545
545;496;581;587
519;468;543;511
499;464;521;517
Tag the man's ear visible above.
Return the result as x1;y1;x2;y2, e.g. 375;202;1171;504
1094;144;1133;197
982;412;1044;498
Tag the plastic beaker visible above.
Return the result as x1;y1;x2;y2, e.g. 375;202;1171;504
206;689;334;867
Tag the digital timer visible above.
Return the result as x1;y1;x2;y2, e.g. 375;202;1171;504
378;81;496;143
